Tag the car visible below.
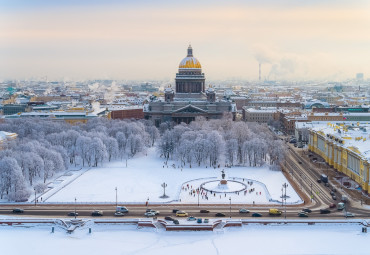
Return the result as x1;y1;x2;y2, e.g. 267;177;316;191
332;188;337;193
329;203;336;208
330;191;335;196
116;206;129;213
172;209;179;213
91;210;103;216
187;216;197;221
294;143;297;147
173;219;179;224
67;212;78;217
252;213;262;217
146;209;160;215
165;216;175;221
114;212;125;217
144;211;156;217
344;212;355;218
298;212;308;217
317;179;322;183
332;195;337;200
12;208;24;214
325;183;330;187
297;144;304;148
239;208;250;214
204;219;209;223
302;208;312;213
320;209;331;214
200;209;210;213
215;213;226;217
197;218;202;223
176;211;188;217
298;161;302;164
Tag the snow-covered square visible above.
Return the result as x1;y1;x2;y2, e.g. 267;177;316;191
44;148;301;204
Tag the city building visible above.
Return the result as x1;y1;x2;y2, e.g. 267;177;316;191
242;107;278;123
144;45;236;126
308;122;370;193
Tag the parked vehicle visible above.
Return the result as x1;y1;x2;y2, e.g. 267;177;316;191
269;208;282;216
332;188;337;193
165;216;175;221
172;209;179;213
215;213;226;217
252;213;262;217
67;212;78;217
200;209;210;213
329;203;336;208
204;219;209;223
337;202;345;211
302;208;312;213
173;219;179;224
176;211;188;217
332;195;337;200
12;208;24;214
320;174;328;184
197;218;202;223
91;210;103;216
330;191;335;196
114;212;124;217
187;216;197;221
239;208;250;213
317;179;322;183
298;212;308;217
320;209;331;214
297;143;304;148
116;206;129;213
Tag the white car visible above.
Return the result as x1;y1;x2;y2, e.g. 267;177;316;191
344;212;355;218
144;211;156;217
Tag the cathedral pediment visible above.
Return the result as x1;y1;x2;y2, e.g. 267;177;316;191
174;104;207;113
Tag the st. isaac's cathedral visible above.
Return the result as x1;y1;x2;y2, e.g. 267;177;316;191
144;45;236;126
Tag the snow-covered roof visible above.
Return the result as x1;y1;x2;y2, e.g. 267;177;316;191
311;122;370;160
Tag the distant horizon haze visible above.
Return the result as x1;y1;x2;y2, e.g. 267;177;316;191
1;0;369;81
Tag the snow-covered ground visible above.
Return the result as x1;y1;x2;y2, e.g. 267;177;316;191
0;223;368;255
44;148;301;204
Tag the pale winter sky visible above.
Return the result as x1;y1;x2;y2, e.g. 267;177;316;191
1;0;370;81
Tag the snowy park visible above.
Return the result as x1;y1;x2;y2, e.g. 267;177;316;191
44;148;301;204
0;223;369;255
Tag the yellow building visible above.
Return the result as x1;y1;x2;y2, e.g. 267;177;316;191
308;122;370;193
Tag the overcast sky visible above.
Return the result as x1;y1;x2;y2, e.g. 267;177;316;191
1;0;369;81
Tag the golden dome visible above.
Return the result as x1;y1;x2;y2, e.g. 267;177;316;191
179;45;201;69
179;57;201;69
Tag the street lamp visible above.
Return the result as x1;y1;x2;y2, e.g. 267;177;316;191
197;188;200;207
310;183;313;202
146;197;149;210
229;197;231;218
115;187;118;208
160;182;168;198
282;183;288;219
34;188;36;207
74;197;77;219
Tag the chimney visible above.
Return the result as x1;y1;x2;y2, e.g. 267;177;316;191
259;63;261;81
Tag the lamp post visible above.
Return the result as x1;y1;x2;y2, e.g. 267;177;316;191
74;197;77;219
310;183;313;202
34;188;36;207
229;197;231;218
282;183;288;219
115;187;118;208
160;182;168;198
146;197;149;210
197;189;200;207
